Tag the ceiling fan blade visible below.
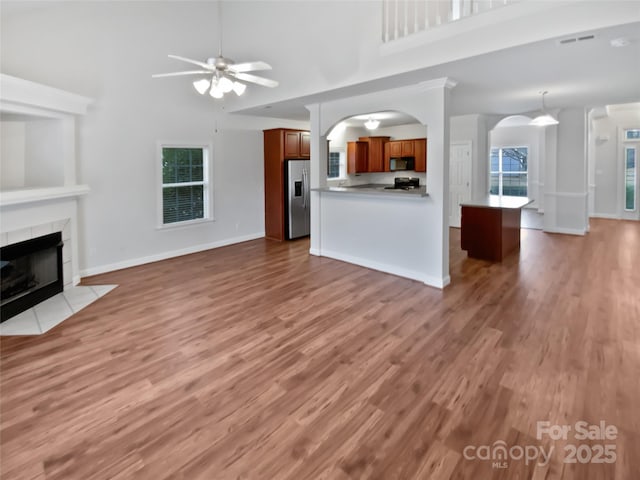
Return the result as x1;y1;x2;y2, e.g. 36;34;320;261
227;61;272;73
167;54;215;70
152;70;211;78
232;72;279;88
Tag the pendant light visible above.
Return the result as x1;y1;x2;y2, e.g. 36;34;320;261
530;91;559;126
364;117;380;130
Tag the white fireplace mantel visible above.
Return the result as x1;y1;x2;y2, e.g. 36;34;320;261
0;185;90;207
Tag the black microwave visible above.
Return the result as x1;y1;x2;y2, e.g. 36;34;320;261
389;156;415;171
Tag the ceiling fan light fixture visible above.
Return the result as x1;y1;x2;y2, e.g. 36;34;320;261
529;90;559;127
209;79;224;99
193;78;211;95
364;117;380;130
218;76;234;94
232;81;247;96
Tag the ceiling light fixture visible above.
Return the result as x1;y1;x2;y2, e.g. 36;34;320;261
193;78;211;95
610;37;630;48
530;91;559;126
364;117;380;130
194;74;246;98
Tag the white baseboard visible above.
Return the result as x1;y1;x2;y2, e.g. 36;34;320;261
320;248;448;289
81;232;265;277
590;213;620;220
543;227;586;236
433;275;451;289
309;247;321;256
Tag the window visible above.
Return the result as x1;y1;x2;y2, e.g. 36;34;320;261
160;145;210;226
490;147;528;197
328;152;340;178
327;150;345;179
625;146;636;211
625;129;640;141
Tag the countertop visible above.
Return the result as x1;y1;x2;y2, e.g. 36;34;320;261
312;184;428;198
460;195;532;209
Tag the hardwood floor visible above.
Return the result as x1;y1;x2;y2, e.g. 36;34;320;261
1;219;639;480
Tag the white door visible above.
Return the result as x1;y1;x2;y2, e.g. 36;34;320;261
449;142;472;228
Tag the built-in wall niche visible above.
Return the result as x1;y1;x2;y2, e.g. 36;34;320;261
1;113;65;189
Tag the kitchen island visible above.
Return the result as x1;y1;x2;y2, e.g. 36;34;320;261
460;195;532;261
311;184;449;288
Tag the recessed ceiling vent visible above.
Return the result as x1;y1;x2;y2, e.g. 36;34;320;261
557;34;596;46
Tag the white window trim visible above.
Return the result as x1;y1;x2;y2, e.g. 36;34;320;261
489;145;529;196
622;128;640;142
156;141;214;229
327;147;347;181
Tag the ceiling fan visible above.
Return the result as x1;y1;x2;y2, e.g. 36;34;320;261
152;1;278;99
152;53;278;98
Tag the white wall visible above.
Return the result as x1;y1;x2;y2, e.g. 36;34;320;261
0;121;25;188
544;108;588;234
1;2;307;275
25;120;65;187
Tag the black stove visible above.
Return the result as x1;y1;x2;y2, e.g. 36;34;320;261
384;177;420;190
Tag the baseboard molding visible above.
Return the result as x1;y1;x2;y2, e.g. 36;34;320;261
81;232;265;277
320;249;448;289
309;247;321;256
590;213;620;220
543;226;586;236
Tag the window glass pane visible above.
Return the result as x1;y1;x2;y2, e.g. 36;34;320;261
490;173;500;195
162;148;203;184
163;185;205;224
328;152;340;178
625;129;640;140
502;173;528;197
490;149;499;172
502;147;527;172
626;148;636;211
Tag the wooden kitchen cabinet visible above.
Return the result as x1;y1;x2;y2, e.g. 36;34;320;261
401;140;414;156
347;141;369;173
283;129;310;159
358;136;390;173
383;138;427;172
263;128;311;241
388;141;402;157
300;132;311;157
414;138;426;172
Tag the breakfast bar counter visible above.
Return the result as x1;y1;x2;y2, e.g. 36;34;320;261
312;184;428;198
460;195;532;261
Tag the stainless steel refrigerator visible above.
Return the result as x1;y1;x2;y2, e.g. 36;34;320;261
286;159;310;239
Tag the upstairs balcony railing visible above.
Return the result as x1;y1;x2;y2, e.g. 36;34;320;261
383;0;520;42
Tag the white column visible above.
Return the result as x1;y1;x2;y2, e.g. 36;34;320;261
306;103;326;256
422;85;452;284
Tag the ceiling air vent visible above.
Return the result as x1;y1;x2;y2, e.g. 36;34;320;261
557;34;596;46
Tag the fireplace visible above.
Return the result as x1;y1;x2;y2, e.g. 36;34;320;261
1;232;64;322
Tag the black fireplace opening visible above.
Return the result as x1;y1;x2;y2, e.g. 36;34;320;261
1;232;64;323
